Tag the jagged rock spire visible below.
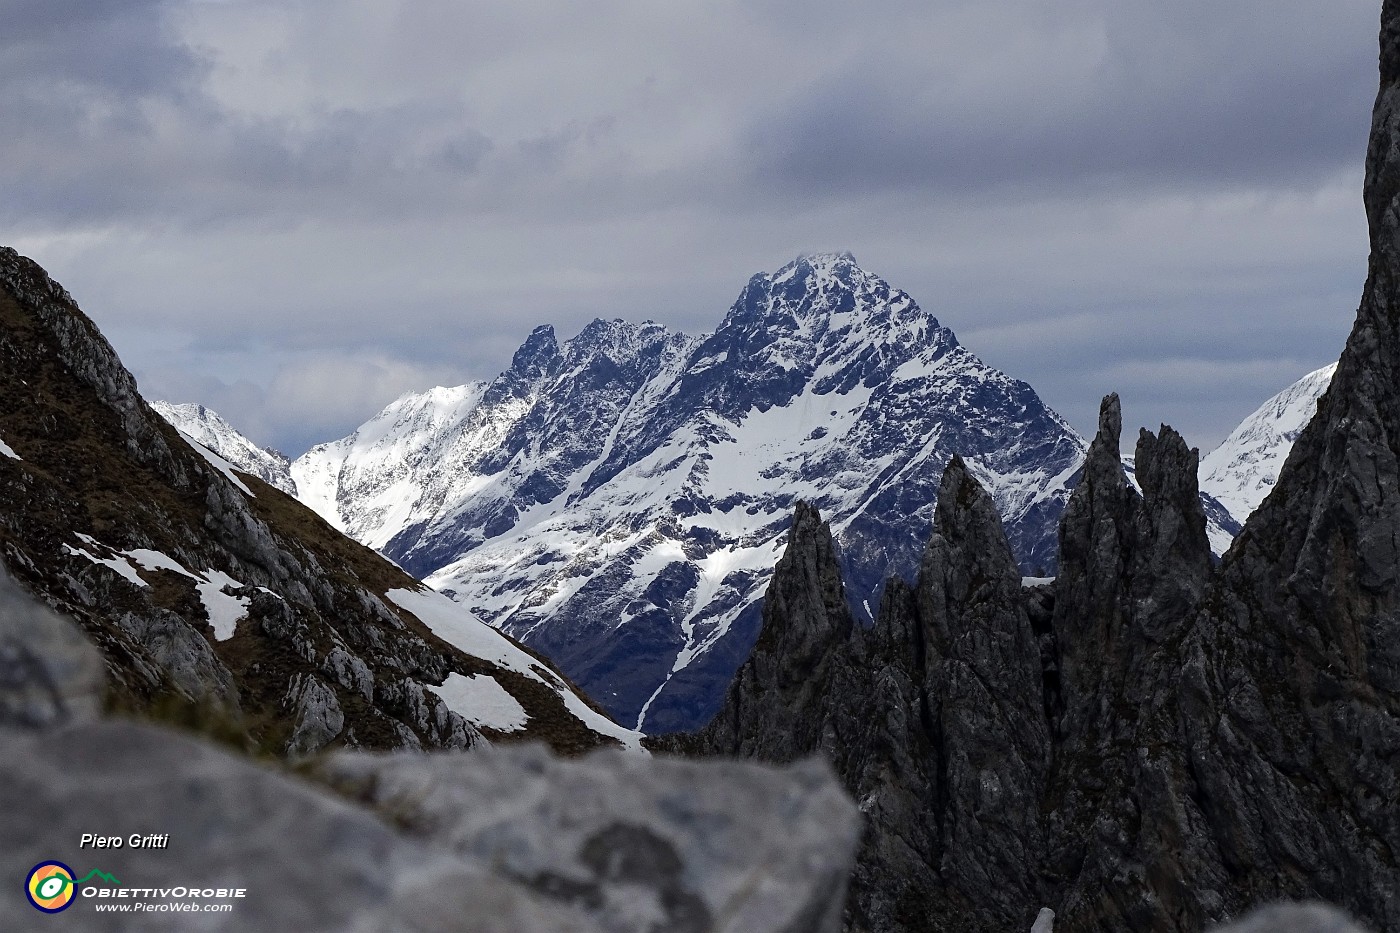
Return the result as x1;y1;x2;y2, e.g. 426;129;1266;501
696;502;855;761
1160;1;1400;924
1130;423;1212;641
1051;393;1138;731
912;455;1050;923
698;463;1055;931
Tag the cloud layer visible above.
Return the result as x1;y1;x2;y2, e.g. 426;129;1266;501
2;0;1379;454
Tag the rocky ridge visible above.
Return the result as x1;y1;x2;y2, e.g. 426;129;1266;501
0;246;638;756
170;255;1251;737
152;401;297;495
676;5;1400;928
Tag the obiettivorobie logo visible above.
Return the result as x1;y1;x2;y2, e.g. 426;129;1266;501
24;860;247;916
25;862;120;913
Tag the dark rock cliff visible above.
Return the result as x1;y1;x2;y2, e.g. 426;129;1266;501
685;456;1056;931
0;247;630;756
676;8;1400;923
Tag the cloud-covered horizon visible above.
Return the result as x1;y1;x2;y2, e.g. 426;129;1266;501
3;0;1378;455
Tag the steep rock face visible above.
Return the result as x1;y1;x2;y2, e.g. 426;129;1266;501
1165;5;1400;923
1043;402;1221;930
0;247;638;756
697;502;855;760
688;458;1053;932
295;254;1089;733
916;456;1050;917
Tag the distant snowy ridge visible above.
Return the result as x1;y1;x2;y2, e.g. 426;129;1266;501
151;401;297;495
148;261;1297;736
1200;363;1337;527
290;254;1093;733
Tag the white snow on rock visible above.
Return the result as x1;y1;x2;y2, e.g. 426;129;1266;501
426;673;530;732
387;585;541;670
195;571;253;641
289;438;352;533
1200;363;1337;526
386;586;645;751
291;383;491;550
65;535;147;588
125;548;191;575
183;435;256;497
126;548;250;641
0;437;20;460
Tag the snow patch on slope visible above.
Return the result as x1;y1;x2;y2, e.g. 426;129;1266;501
127;548;251;640
63;537;252;640
185;437;255;497
65;536;147;588
427;673;529;732
386;586;645;750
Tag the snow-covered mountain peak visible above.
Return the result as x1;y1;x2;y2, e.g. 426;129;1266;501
150;400;296;495
1200;362;1338;525
287;257;1099;733
738;254;935;334
561;318;683;370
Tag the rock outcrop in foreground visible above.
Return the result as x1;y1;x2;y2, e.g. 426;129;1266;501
1;578;860;931
678;4;1400;930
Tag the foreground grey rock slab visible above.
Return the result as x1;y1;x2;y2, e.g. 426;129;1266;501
1208;902;1373;933
0;718;605;932
1;709;859;932
0;570;104;728
319;742;861;933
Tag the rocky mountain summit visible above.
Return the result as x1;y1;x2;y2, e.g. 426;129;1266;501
282;254;1095;734
151;401;297;495
165;251;1259;738
0;246;638;756
672;5;1400;929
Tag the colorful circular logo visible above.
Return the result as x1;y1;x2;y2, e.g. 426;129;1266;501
26;861;77;913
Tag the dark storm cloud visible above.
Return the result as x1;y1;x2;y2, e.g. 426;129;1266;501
0;0;499;227
2;1;1375;225
743;2;1376;198
1;0;1382;456
2;0;202;90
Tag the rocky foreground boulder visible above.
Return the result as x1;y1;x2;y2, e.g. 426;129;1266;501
673;3;1400;929
1;573;860;931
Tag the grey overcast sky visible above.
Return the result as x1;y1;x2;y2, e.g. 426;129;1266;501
3;0;1379;456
